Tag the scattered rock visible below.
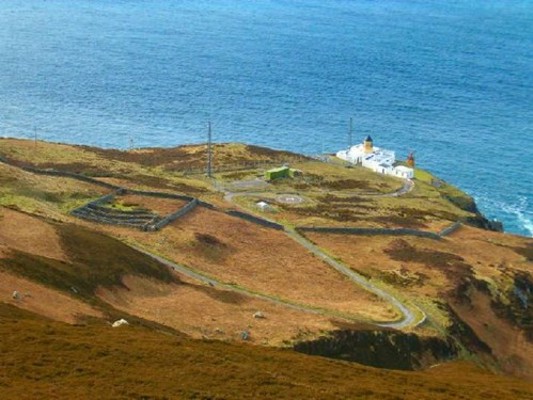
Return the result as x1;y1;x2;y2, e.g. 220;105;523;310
253;311;266;319
241;330;250;341
12;291;20;300
112;319;129;328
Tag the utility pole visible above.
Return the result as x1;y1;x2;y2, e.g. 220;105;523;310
207;121;213;177
348;117;353;148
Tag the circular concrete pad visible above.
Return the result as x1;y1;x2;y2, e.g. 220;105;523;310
276;194;304;204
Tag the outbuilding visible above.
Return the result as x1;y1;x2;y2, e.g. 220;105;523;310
393;165;414;179
265;166;290;181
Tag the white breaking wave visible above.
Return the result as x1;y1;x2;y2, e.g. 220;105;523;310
516;211;533;237
500;197;533;237
476;195;533;237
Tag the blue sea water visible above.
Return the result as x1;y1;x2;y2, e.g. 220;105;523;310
0;0;532;236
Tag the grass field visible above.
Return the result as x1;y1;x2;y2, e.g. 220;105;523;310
0;163;107;220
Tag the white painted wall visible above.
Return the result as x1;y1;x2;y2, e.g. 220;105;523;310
336;142;413;180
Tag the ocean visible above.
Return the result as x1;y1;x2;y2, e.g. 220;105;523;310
0;0;531;236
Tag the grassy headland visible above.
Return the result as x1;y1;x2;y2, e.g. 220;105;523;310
0;138;532;397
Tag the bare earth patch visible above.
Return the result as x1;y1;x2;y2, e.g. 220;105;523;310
0;270;102;323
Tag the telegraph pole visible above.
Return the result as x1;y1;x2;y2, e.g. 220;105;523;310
207;121;213;177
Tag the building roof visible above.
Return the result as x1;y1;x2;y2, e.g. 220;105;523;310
364;135;373;142
394;166;414;172
266;166;290;173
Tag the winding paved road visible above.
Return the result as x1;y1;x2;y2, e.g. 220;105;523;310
131;233;424;329
285;229;419;329
219;178;424;330
130;243;381;323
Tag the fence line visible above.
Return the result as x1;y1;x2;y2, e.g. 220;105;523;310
226;210;285;230
148;198;199;231
438;221;463;237
296;226;442;240
181;157;308;176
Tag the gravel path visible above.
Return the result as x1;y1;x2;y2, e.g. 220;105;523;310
220;178;424;330
130;244;376;323
284;229;420;329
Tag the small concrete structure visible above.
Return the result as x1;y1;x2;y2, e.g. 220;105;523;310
256;201;270;211
336;136;414;179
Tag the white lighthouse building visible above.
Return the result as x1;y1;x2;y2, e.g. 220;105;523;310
336;136;414;179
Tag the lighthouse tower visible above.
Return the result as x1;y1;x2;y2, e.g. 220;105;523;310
363;135;374;153
406;152;415;168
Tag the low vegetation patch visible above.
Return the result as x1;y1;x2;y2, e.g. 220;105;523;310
514;243;533;261
372;267;430;288
384;239;473;281
294;329;458;370
490;271;533;341
195;232;227;247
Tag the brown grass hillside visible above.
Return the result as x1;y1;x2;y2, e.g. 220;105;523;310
97;206;398;323
1;304;532;400
0;207;347;345
305;226;533;379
